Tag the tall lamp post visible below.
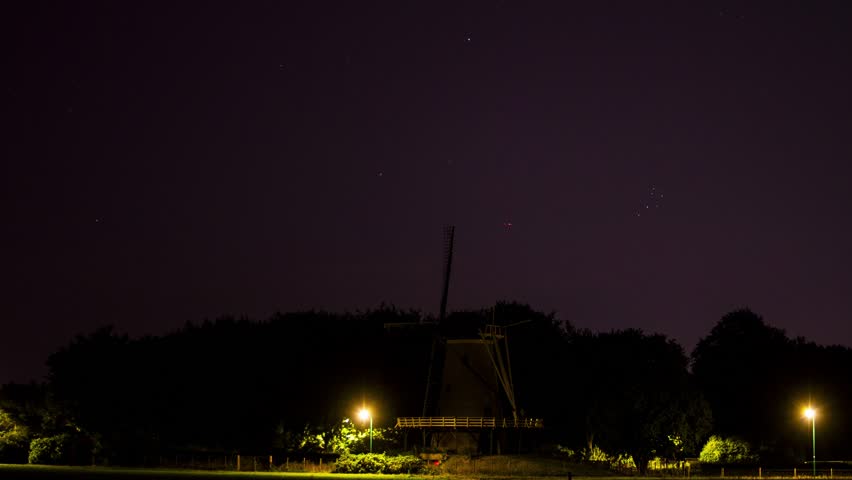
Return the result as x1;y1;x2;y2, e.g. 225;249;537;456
358;408;373;453
804;407;816;477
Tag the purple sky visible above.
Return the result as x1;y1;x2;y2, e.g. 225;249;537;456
4;1;852;384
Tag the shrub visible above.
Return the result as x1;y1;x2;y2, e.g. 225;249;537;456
699;436;758;464
28;434;71;465
334;453;424;474
555;444;635;472
0;411;30;463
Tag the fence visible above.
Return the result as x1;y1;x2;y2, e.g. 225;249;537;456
694;467;852;478
139;454;335;472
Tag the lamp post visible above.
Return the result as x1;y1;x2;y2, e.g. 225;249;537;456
358;408;373;453
804;407;816;477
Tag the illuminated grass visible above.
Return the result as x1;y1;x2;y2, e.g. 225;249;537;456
9;465;845;480
0;464;441;480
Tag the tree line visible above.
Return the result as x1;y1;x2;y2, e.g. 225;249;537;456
1;303;850;472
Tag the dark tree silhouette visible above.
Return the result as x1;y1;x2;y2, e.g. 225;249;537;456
42;308;433;462
691;308;852;463
691;308;793;459
8;303;852;471
578;329;712;473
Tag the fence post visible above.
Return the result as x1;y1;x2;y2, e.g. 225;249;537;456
759;467;762;478
286;457;289;471
831;468;834;478
237;455;241;472
303;457;306;470
721;467;725;477
269;455;273;469
320;458;323;469
794;467;797;478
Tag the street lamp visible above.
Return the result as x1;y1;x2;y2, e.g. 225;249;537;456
804;407;816;477
358;408;373;453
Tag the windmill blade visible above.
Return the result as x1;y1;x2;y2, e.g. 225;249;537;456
422;225;455;417
480;325;518;420
438;225;455;322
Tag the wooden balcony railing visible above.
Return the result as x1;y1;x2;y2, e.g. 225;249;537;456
395;416;543;429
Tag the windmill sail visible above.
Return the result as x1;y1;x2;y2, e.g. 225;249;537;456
422;225;454;417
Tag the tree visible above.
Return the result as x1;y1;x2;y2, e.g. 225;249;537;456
42;308;434;460
46;326;136;462
0;382;60;464
691;309;791;452
580;329;712;474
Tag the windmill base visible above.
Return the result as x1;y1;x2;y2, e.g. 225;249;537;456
400;427;539;456
429;430;481;455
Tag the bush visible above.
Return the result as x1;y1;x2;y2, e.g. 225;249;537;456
699;436;758;464
555;444;635;472
334;453;424;474
28;434;71;465
0;411;30;463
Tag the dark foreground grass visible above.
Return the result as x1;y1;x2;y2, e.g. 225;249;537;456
0;465;439;480
8;466;850;480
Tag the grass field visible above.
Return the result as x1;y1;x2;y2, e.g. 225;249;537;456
11;462;850;480
0;465;440;480
8;463;852;480
439;455;613;477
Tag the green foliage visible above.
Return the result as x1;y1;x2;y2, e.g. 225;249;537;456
582;444;611;462
295;423;326;453
333;453;424;474
326;418;368;454
295;418;399;455
556;443;610;462
0;410;30;463
555;443;636;472
28;434;71;465
699;436;758;464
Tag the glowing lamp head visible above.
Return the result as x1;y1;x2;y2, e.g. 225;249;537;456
805;407;816;419
358;408;371;421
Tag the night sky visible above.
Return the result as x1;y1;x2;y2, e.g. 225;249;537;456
4;1;852;385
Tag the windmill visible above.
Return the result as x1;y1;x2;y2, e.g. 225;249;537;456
389;226;543;455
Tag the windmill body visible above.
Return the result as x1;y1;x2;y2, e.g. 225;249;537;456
439;338;501;418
